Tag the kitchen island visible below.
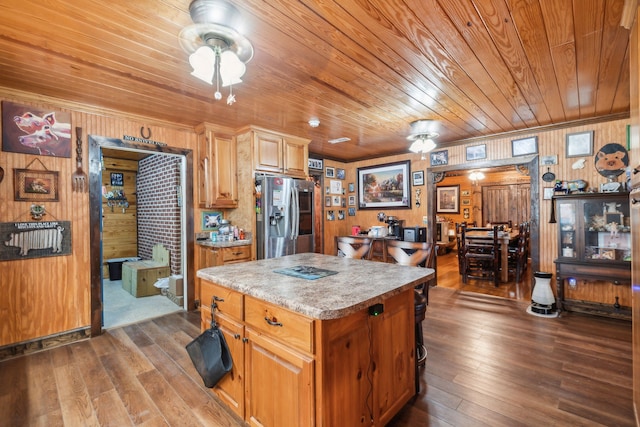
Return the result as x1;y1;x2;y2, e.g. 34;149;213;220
197;253;434;427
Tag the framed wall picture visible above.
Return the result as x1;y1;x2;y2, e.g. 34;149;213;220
336;168;345;179
110;172;124;187
461;198;471;206
325;167;335;178
330;179;342;194
2;101;72;158
325;196;331;207
511;136;538;157
14;169;59;202
566;131;594;157
466;144;486;161
357;160;410;209
412;170;424;186
348;195;356;206
430;150;448;166
348;182;355;192
436;185;459;214
201;211;222;230
543;187;554;200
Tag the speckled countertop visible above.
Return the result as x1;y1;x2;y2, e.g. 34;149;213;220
197;253;434;320
196;239;252;248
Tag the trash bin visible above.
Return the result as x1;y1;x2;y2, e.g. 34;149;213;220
107;257;140;280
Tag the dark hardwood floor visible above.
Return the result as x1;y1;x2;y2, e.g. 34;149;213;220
0;253;633;426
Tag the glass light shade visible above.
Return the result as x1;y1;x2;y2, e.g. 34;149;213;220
469;171;485;181
409;138;436;153
189;46;215;84
219;50;245;86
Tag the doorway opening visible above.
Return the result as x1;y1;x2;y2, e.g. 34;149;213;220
89;135;194;336
427;154;540;275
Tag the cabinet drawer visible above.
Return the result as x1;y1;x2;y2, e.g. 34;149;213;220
245;296;314;354
222;245;251;263
200;280;243;320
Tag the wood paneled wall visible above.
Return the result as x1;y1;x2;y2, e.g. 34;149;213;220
101;157;138;278
322;119;631;280
0;88;197;347
0;86;631;349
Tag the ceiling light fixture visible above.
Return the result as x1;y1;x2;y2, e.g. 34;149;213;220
328;137;350;144
308;118;320;128
179;0;254;105
469;170;485;185
407;120;439;160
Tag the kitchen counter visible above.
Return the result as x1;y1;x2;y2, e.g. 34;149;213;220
195;239;251;248
197;252;434;320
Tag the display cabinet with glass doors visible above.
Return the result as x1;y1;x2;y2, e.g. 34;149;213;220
553;192;631;319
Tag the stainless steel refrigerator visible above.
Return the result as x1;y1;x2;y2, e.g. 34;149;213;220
255;175;315;259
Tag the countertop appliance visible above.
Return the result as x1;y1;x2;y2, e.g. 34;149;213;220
255;175;315;259
403;226;426;242
385;216;404;238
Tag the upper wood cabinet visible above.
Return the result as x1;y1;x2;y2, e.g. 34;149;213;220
251;128;310;178
195;123;238;208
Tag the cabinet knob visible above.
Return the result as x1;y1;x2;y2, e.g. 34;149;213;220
233;333;241;340
213;295;225;302
242;337;249;343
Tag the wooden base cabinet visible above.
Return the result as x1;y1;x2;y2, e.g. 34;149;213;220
199;278;414;426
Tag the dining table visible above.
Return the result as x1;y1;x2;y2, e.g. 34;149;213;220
464;228;519;282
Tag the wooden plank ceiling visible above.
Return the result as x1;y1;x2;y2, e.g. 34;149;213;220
0;0;631;162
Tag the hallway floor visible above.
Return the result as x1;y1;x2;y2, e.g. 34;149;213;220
102;278;182;329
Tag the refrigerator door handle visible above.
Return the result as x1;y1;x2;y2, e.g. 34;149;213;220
291;185;299;239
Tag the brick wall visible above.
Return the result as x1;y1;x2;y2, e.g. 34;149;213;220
137;155;182;276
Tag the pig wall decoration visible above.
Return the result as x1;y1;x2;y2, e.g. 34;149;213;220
594;143;628;178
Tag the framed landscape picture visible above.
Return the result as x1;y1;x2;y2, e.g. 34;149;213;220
357;160;410;209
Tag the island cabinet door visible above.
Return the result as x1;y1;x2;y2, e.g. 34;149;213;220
372;289;415;425
244;328;315;427
204;312;245;419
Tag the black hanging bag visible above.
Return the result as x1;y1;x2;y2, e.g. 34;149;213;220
186;300;232;388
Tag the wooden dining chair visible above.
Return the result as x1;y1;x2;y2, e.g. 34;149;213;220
455;222;468;275
335;236;373;259
386;240;436;394
508;222;528;282
488;220;512;230
463;226;500;286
